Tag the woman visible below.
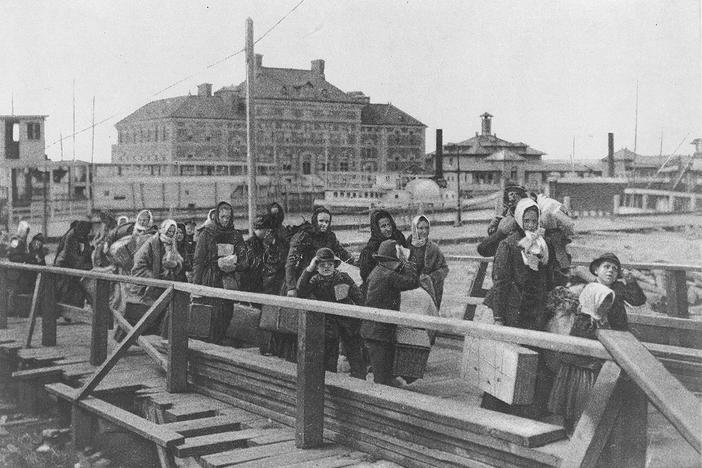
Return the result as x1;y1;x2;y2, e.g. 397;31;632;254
175;223;192;282
192;201;247;344
131;219;183;303
477;182;528;257
406;215;449;310
358;210;406;300
54;220;93;309
588;253;645;331
482;198;555;416
548;282;614;433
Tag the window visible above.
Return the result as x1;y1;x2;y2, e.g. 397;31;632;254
340;161;349;172
12;123;19;142
27;123;41;140
302;161;311;175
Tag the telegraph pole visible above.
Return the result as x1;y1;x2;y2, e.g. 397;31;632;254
245;17;257;235
454;147;462;226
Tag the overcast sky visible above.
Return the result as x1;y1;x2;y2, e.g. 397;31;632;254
2;0;700;163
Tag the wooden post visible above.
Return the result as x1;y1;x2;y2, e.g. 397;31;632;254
245;17;257;236
599;376;647;467
90;279;111;365
71;404;95;452
665;270;688;319
41;274;57;346
463;260;489;320
24;273;44;348
0;269;7;329
295;309;325;448
167;290;189;393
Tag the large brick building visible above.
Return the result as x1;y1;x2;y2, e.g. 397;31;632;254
112;55;426;176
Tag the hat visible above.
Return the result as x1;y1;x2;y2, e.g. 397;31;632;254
31;233;44;244
252;214;270;230
315;247;341;267
373;239;399;262
589;253;622;277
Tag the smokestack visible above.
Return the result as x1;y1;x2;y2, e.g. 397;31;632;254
480;112;493;136
435;129;444;179
197;83;212;97
311;59;325;78
608;133;615;177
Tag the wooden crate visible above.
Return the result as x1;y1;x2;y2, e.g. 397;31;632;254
460;336;539;405
189;303;220;340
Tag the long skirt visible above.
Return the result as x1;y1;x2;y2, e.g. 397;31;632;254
547;363;598;431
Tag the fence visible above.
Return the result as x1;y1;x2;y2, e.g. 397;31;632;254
0;260;700;466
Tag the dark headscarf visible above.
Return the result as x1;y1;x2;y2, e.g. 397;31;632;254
502;181;528;215
214;201;234;231
311;206;332;233
73;220;93;240
176;222;187;250
267;202;285;229
368;209;406;250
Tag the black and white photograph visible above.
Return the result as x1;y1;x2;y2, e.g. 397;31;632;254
0;1;700;466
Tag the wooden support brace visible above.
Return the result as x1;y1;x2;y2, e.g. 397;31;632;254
560;361;624;468
90;279;111;365
463;260;488;320
24;273;44;348
111;308;167;370
41;274;57;346
666;270;689;322
0;270;7;329
76;286;173;400
296;309;325;449
167;290;189;393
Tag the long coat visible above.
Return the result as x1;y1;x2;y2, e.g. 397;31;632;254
54;221;93;307
285;228;352;293
192;224;247;289
407;237;449;308
360;260;418;343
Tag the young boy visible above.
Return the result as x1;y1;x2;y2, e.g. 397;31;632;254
297;247;366;379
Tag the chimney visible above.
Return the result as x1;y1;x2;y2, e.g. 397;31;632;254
608;133;615;177
255;54;263;70
311;59;325;79
197;83;212;97
480;112;493;136
435;129;444;179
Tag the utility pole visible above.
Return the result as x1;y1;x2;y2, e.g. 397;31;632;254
91;96;95;164
42;165;48;238
245;17;257;235
72;79;76;162
324;134;329;190
273;133;280;201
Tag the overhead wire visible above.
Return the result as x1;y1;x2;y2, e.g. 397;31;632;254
46;0;306;151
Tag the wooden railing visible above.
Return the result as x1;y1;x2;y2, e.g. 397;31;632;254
0;260;700;466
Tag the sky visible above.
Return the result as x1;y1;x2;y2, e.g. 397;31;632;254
2;0;700;163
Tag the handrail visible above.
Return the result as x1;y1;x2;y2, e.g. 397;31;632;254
444;255;702;272
0;261;610;359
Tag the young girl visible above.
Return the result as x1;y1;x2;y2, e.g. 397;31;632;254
548;282;615;433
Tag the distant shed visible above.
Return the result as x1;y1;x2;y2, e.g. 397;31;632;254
548;177;627;216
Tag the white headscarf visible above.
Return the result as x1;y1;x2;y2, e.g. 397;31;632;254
514;198;549;271
159;219;177;244
134;209;153;234
17;220;30;240
117;216;129;226
579;282;615;323
410;215;429;248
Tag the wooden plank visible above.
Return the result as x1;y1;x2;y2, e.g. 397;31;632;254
161;415;242;437
47;382;185;448
628;313;702;332
75;286;173;400
24;273;44;348
163;403;217;422
167;289;189;392
0;270;8;329
199;440;297;468
296;309;325;449
666;270;689;319
12;366;64;381
90;279;110;365
41;274;57;346
174;428;277;457
235;446;349;468
560;361;623;468
110;308;167;370
286;453;369;468
247;428;296;445
598;329;701;453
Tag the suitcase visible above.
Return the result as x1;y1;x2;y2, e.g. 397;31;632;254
188;302;221;340
258;304;299;335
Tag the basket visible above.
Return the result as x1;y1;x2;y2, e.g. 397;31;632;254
392;343;430;379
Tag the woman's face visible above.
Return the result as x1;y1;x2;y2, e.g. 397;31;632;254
522;209;539;232
596;261;619;286
176;228;185;242
378;217;393;239
137;212;150;226
166;225;176;238
416;220;429;240
218;207;232;226
316;213;331;232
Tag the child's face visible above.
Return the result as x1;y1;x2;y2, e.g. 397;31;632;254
317;260;335;277
176;228;185;242
596;261;619;286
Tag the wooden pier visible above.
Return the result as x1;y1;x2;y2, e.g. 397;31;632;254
0;260;700;467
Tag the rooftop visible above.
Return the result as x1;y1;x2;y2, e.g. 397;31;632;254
361;103;425;127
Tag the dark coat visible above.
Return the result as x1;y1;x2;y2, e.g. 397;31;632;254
360;260;418;342
131;234;175;304
407;236;449;308
358;210;407;283
54;221;93;270
484;230;554;330
608;280;645;331
297;269;362;306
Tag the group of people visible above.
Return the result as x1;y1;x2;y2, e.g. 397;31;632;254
476;182;646;432
1;187;646;431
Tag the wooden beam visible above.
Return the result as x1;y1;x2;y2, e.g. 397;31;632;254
24;273;44;348
295;310;325;448
561;361;623;468
598;329;701;453
463;260;488;320
666;270;689;320
75;287;173;400
167;290;189;392
71;404;95;452
599;375;647;468
110;308;167;370
0;270;7;329
41;274;57;346
90;279;110;365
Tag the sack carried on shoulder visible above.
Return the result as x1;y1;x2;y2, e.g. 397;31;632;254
259;304;299;334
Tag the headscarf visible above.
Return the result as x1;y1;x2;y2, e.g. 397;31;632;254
502;182;528;215
252;214;270;230
514;198;549;271
369;210;405;246
117;216;129;226
17;220;30;240
410;215;429;248
73;220;93;240
311;206;332;233
214;201;234;230
578;282;615;324
134;210;153;234
159;219;178;244
267;202;285;229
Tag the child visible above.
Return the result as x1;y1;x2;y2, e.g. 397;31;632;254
297;247;366;379
547;282;615;433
